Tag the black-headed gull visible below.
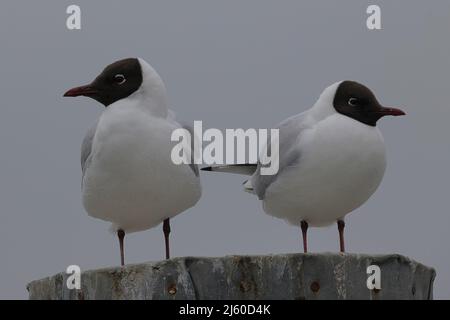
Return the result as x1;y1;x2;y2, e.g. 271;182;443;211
202;81;405;253
64;58;201;265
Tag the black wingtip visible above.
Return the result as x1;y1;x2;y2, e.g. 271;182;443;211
201;167;213;171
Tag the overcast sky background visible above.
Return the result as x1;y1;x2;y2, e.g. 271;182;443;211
1;0;449;299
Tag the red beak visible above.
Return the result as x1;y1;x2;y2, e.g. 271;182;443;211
63;84;98;97
376;106;406;117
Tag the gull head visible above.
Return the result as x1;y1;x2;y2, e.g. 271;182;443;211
64;58;168;115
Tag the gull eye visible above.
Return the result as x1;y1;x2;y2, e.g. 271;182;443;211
114;74;126;85
348;98;359;107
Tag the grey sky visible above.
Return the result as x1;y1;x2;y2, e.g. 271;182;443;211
0;0;449;299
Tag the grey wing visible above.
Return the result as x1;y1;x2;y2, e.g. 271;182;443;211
180;122;199;177
251;112;307;200
81;121;98;181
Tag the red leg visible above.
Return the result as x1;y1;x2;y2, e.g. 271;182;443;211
301;220;308;253
117;229;125;266
163;218;171;260
337;220;345;253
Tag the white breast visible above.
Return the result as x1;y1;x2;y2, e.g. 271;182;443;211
263;114;386;227
82;102;201;233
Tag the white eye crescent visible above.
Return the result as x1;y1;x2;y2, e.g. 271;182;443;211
114;74;126;85
348;98;359;107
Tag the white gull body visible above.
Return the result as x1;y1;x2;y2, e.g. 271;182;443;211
81;59;201;233
250;82;387;227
